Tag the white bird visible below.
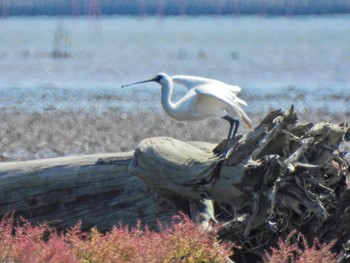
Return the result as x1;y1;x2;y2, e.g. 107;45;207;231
122;72;253;158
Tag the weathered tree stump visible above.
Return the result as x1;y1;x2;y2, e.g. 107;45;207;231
1;106;350;261
128;106;350;261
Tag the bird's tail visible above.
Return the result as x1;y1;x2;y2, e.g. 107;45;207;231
231;96;253;129
232;104;254;130
242;115;254;130
235;96;247;106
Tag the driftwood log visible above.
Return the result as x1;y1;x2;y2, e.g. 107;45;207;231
0;152;176;231
1;106;350;262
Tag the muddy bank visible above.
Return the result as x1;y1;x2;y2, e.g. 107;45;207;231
0;107;348;161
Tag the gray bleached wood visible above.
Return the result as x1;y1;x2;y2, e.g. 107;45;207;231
0;152;175;231
129;137;247;224
128;106;350;261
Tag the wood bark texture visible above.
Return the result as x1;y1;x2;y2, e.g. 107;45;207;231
129;106;350;261
0;152;175;231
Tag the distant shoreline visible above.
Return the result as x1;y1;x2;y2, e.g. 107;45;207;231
1;0;350;17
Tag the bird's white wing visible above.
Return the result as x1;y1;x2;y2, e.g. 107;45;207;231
195;84;253;129
194;84;246;106
172;75;241;93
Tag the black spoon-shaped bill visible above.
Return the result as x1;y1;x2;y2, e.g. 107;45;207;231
121;77;157;88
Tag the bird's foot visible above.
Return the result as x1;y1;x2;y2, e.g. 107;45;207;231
211;144;233;160
209;150;229;160
217;148;232;160
209;154;221;160
218;152;228;160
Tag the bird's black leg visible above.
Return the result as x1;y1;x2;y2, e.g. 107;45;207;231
221;115;240;158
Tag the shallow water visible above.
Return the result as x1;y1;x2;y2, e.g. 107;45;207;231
1;15;349;108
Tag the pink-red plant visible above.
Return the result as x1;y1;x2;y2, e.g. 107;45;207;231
0;212;14;261
0;212;234;263
264;230;337;263
65;212;234;263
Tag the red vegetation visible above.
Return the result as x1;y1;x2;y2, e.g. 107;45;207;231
0;212;233;263
263;230;337;263
0;212;338;263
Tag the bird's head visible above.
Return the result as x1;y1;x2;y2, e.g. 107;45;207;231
121;73;170;88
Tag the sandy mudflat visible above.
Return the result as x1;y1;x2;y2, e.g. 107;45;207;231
0;105;348;162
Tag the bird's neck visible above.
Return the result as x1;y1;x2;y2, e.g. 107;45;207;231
160;81;178;117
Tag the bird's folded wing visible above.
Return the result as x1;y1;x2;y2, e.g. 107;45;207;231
195;85;253;129
194;85;245;107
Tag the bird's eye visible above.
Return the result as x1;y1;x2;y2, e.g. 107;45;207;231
156;75;163;81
